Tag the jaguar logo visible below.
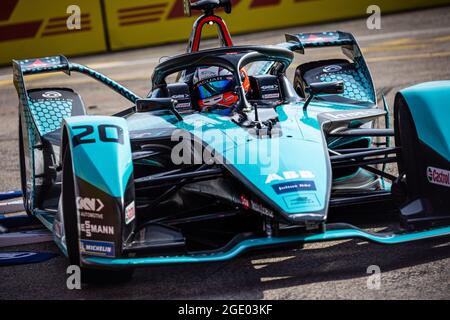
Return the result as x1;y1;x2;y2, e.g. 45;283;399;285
42;91;62;98
323;65;342;73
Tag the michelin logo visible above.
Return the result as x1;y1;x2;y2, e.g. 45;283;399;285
80;239;115;257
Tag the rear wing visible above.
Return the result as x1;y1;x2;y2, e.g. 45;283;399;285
12;54;142;141
13;55;70;76
285;31;355;53
283;31;376;106
13;57;72;133
12;55;141;104
12;56;143;214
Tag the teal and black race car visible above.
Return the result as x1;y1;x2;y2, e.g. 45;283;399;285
13;0;450;282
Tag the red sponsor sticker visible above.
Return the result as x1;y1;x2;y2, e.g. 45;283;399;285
427;166;450;188
240;194;250;209
125;201;135;224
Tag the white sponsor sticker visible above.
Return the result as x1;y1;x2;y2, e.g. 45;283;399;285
265;170;315;184
76;197;104;212
80;221;114;238
125;201;135;225
261;84;279;90
262;93;280;99
42;91;62;98
323;65;342;73
324;110;379;120
427;166;450;188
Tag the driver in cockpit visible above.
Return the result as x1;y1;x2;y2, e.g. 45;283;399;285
192;66;250;115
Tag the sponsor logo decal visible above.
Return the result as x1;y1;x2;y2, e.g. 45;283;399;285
176;102;192;109
305;33;339;43
79;239;115;257
261;84;279;90
80;220;114;238
250;200;274;217
283;194;321;210
79;211;104;220
262;93;280;99
323;110;379;120
30;59;49;68
172;94;190;100
42;91;62;98
265;170;315;184
427;166;450;188
240;194;273;217
272;181;316;194
125;201;135;225
76;197;104;212
323;65;342;73
240;194;250;209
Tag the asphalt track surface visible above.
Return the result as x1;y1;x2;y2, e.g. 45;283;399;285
1;6;450;299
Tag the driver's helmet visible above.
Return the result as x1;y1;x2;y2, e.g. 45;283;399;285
193;66;250;115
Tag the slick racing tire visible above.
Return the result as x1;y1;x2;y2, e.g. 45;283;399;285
18;115;33;216
62;145;133;284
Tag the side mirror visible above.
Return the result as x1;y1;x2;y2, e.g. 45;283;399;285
309;81;344;95
303;81;344;110
136;98;182;121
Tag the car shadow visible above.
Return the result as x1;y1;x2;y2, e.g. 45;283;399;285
79;236;450;299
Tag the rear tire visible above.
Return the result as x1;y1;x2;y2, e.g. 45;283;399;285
62;144;133;284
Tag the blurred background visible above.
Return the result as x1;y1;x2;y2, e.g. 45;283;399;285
2;0;450;65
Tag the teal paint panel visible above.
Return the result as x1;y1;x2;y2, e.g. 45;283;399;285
401;81;450;161
64;116;133;198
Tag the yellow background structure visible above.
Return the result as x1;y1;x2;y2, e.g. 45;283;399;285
0;0;106;65
1;0;450;65
104;0;450;50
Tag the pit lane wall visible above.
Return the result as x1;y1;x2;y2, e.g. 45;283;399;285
2;0;450;65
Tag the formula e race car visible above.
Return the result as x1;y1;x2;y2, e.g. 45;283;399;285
13;0;450;282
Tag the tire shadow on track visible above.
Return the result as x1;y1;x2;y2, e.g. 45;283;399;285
1;231;449;299
77;236;450;299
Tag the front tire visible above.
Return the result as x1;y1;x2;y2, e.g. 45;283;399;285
61;145;133;284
